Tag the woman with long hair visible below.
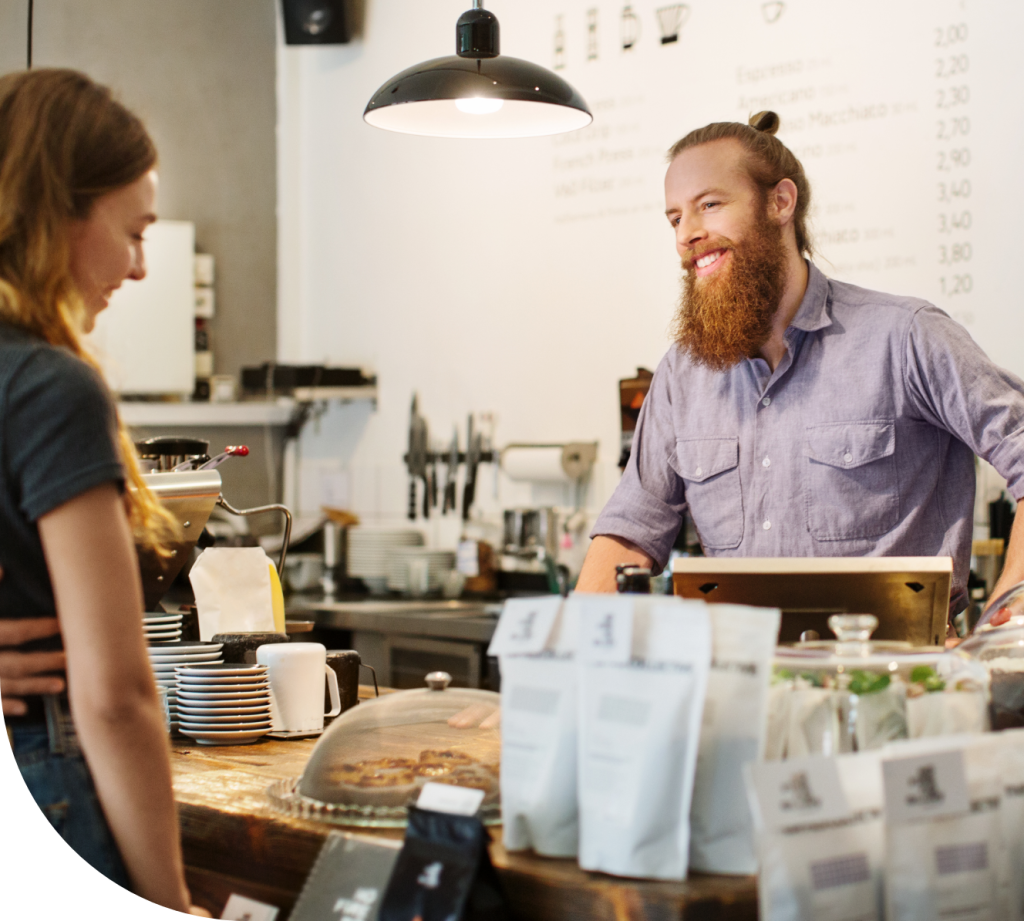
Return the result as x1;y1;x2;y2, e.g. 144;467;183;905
0;68;203;914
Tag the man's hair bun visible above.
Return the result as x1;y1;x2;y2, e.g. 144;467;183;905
749;111;780;135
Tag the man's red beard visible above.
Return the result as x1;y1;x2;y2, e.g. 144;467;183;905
671;209;788;371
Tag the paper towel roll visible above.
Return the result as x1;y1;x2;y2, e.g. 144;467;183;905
502;446;571;482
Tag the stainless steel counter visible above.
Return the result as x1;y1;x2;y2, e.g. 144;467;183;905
287;597;504;689
290;598;500;643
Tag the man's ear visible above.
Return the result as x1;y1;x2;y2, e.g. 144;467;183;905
768;177;798;226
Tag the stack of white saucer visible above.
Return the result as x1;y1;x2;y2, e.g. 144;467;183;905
147;642;224;730
175;664;272;745
143;613;183;644
348;527;423;594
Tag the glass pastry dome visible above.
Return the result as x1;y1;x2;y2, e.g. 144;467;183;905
267;672;501;827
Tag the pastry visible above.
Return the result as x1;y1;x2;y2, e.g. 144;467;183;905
325;749;500;807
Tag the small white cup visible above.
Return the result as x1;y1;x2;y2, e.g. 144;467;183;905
256;642;341;733
407;558;430;597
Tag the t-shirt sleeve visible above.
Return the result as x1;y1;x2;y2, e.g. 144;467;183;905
590;351;687;569
6;348;124;522
904;305;1024;501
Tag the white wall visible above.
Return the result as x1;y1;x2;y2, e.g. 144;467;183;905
279;0;1023;552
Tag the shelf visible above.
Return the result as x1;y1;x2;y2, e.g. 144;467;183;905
119;400;293;426
118;387;377;427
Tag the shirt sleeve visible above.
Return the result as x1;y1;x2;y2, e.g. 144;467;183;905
904;305;1024;500
590;350;687;569
6;348;124;522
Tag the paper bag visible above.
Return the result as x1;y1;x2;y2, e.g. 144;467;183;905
189;547;278;640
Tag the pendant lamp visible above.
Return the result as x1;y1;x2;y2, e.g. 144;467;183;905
363;1;593;139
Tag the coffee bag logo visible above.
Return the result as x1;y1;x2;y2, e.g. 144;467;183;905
417;861;443;890
780;771;823;812
510;609;537;642
333;887;380;919
906;764;945;806
593;612;616;647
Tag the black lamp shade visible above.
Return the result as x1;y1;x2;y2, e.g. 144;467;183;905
363;55;592;138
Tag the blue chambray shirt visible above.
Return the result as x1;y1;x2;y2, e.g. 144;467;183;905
592;263;1024;615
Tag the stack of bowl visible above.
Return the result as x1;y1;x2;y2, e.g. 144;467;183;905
347;527;423;594
175;663;272;745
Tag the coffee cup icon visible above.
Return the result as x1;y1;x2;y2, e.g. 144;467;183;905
762;1;785;24
621;4;640;50
656;4;690;45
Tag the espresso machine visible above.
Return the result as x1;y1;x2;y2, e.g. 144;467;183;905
133;436;292;613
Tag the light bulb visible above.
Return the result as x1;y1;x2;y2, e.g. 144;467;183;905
454;97;504;115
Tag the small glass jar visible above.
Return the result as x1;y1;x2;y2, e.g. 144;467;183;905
768;614;988;759
957;601;1024;730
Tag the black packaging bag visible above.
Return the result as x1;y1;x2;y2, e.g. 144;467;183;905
379;806;510;921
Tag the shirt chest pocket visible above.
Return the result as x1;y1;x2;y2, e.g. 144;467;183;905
802;421;899;541
677;437;743;550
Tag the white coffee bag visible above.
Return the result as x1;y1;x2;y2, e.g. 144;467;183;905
494;596;580;857
746;751;885;921
689;603;781;874
576;594;711;880
882;736;1006;921
967;731;1024;921
189;547;278;640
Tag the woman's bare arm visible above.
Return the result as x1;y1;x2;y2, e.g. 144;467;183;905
38;483;191;912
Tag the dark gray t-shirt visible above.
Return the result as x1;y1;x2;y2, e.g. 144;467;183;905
0;320;124;652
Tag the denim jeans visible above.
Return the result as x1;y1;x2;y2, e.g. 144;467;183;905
9;722;131;891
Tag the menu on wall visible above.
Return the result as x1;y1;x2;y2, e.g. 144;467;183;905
521;0;1024;375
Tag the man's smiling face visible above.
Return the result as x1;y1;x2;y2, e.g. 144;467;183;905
664;137;765;280
665;138;789;370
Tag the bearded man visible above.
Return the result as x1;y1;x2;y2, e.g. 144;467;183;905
576;111;1024;627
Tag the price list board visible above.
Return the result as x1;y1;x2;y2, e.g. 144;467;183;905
536;0;1024;375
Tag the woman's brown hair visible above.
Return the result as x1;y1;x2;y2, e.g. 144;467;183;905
667;110;813;257
0;68;178;553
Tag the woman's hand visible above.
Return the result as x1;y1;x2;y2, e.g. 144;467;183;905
0;565;67;716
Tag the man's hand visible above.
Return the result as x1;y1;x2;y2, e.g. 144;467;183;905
0;565;67;717
980;511;1024;630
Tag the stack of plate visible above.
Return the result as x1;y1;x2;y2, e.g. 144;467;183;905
386;548;457;593
144;613;183;644
348;528;423;594
175;664;272;745
147;642;224;730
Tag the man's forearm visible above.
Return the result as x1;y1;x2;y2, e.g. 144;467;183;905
575;535;655;593
984;506;1024;615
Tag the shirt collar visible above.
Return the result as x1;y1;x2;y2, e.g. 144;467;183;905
787;261;832;333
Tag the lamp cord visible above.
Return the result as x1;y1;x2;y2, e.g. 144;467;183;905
26;0;33;69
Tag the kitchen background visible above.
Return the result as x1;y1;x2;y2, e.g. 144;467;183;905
0;0;1018;560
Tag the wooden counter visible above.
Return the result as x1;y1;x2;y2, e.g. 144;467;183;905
171;689;757;920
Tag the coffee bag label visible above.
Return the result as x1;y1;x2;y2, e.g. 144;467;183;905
882;749;970;824
749;756;851;832
488;596;562;657
577;595;634;665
